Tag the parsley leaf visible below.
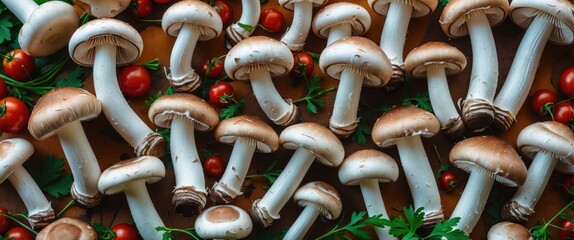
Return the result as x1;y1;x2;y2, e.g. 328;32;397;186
93;223;116;240
219;98;245;120
402;91;433;113
155;226;200;240
246;160;283;187
316;211;376;240
54;66;84;88
351;101;392;145
237;22;254;33
439;0;450;7
24;155;73;198
146;87;174;107
0;14;13;44
293;75;336;114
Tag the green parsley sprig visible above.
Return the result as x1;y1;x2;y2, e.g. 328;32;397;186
530;201;574;240
246;160;283;188
401;91;433;113
23;155;73;198
293;75;336;114
155;226;201;240
351;101;392;145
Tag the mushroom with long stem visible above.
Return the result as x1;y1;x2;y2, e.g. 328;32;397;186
74;0;130;18
224;0;260;49
279;0;326;51
312;2;371;46
195;205;253;239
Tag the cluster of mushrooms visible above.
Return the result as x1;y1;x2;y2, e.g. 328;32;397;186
0;0;573;239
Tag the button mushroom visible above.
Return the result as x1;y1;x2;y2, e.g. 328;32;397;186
368;0;438;91
501;121;574;222
449;136;527;235
283;181;342;240
195;205;253;239
493;0;574;130
74;0;130;18
0;138;54;228
404;42;467;138
250;122;344;227
312;2;372;46
487;221;533;240
440;0;509;132
279;0;326;51
225;36;300;126
36;217;97;240
320;36;392;137
68;18;166;158
224;0;260;49
371;106;443;227
148;93;219;216
98;156;166;240
209;115;279;204
28;87;103;208
338;149;398;240
2;0;78;57
162;1;223;92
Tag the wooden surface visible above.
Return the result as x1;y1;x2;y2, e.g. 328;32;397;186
1;0;573;239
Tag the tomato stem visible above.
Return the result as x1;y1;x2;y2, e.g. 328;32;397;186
56;200;75;218
0;212;37;235
141;59;160;71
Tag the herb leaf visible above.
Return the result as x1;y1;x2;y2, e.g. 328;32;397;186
146;87;174;107
24;155;73;198
219;98;245;120
401;91;433;112
351;102;392;145
0;14;13;44
246;160;283;187
293;75;336;114
439;0;450;7
54;66;84;88
155;226;201;240
237;22;254;33
93;223;116;240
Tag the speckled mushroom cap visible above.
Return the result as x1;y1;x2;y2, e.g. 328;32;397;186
368;0;438;18
371;106;440;148
440;0;510;38
0;138;34;183
214;115;279;153
449;135;528;187
312;3;371;39
320;36;393;87
148;93;219;131
162;0;223;41
293;181;342;220
98;156;165;195
510;0;574;44
36;217;97;240
28;87;101;140
487;221;533;240
69;18;143;67
517;121;574;172
280;122;345;167
224;36;294;81
404;42;467;78
74;0;131;18
279;0;327;10
338;149;399;186
195;205;253;239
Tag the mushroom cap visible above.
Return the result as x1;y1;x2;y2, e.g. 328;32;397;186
371;106;440;148
338;149;399;186
98;156;165;195
293;181;342;219
487;221;533;240
517;121;574;170
161;0;223;40
440;0;510;38
19;1;79;57
0;138;34;183
319;36;393;87
280;122;344;167
510;0;574;44
279;0;327;11
74;0;131;18
449;136;528;187
148;93;219;131
368;0;438;18
69;18;143;67
224;36;294;81
195;205;253;239
214;115;279;153
36;217;97;240
28;87;101;140
312;3;371;39
404;41;467;78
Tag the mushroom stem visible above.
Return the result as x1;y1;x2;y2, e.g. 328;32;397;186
280;1;313;51
229;0;259;38
326;23;352;46
282;202;321;240
450;166;495;235
249;68;293;125
212;137;257;200
493;14;553;130
330;70;362;135
124;180;165;240
379;1;412;67
8;165;54;227
426;67;463;135
360;179;396;240
396;136;443;225
168;23;200;90
1;0;37;22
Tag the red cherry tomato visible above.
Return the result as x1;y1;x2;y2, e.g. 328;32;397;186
152;0;172;3
259;8;285;33
112;223;139;240
530;89;558;116
438;171;458;192
560;67;574;98
212;0;233;26
200;57;224;79
0;97;29;134
131;0;153;18
3;49;34;82
0;79;7;100
560;219;574;240
204;155;225;177
554;101;574;125
0;207;10;234
292;52;314;79
5;227;34;240
118;65;152;98
208;81;235;107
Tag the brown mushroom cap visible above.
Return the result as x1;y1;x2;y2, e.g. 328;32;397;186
279;0;326;10
214;115;279;153
0;138;34;183
449;135;528;187
36;217;97;240
369;0;438;18
487;221;533;240
148;93;219;131
195;205;252;239
371;106;440;148
440;0;510;38
404;42;467;78
74;0;131;18
517;121;574;171
98;156;165;195
162;0;223;40
510;0;574;44
312;3;371;39
293;181;342;219
338;149;399;186
280;122;345;167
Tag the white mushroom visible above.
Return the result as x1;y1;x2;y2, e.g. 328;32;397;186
195;205;252;239
487;222;533;240
312;3;371;46
74;0;131;18
36;217;97;240
279;0;326;51
224;0;260;49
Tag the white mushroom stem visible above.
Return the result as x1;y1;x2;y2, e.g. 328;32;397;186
326;23;352;46
1;0;37;22
124;180;165;240
231;0;260;36
282;202;322;240
170;116;205;193
169;24;199;83
212;137;257;198
379;1;412;66
249;68;292;124
330;70;362;132
426;67;460;128
359;180;396;240
280;1;313;51
7;165;53;220
493;14;553;120
256;148;315;219
450;166;495;235
396;136;442;222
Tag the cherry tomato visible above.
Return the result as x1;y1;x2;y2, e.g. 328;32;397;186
152;0;172;3
439;171;458;192
292;52;314;80
112;223;139;240
562;176;574;197
204;155;225;177
560;219;574;240
259;8;285;33
5;227;34;240
212;0;233;26
3;49;34;81
560;67;574;98
208;81;234;107
131;0;153;18
200;57;224;79
118;65;152;98
554;101;574;125
0;79;7;100
0;97;29;134
530;89;558;116
0;207;10;234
